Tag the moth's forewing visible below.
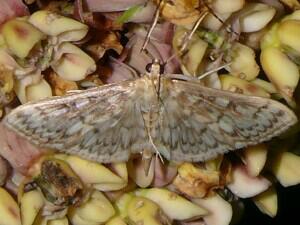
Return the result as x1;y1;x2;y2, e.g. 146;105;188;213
157;78;298;162
4;79;152;163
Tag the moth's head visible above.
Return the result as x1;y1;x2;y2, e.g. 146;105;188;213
145;58;164;78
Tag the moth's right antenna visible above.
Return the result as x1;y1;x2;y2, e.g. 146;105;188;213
164;9;209;66
179;10;209;55
202;1;239;36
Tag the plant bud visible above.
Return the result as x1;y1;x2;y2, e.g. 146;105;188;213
269;151;300;187
253;186;278;217
52;43;96;81
69;190;115;224
20;190;44;225
239;3;275;33
278;20;300;54
0;187;21;225
212;0;245;14
192;194;233;225
2;19;44;58
29;10;88;42
226;43;260;81
220;75;270;98
260;47;299;100
135;188;208;220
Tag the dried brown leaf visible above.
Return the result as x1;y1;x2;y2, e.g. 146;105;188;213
82;12;123;31
280;0;300;9
173;160;231;198
85;31;123;61
156;0;203;25
0;67;15;106
46;71;78;96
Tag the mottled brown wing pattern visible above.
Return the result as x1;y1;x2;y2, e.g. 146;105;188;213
158;78;298;162
4;75;298;163
4;80;151;163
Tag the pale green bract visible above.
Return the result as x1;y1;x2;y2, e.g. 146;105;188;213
116;5;143;24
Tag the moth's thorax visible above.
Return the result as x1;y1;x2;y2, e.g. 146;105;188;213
136;76;160;108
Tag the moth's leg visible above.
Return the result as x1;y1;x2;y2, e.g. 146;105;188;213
197;62;232;80
66;90;84;95
164;62;231;82
164;74;200;82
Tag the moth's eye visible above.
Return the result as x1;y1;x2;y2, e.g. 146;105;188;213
145;63;165;74
146;63;152;73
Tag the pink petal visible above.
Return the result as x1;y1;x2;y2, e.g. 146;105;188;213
107;23;179;84
0;123;45;174
0;156;8;185
0;0;29;27
152;159;177;187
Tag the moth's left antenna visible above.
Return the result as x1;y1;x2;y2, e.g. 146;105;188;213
140;0;164;55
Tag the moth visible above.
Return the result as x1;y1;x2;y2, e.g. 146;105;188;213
4;60;298;163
